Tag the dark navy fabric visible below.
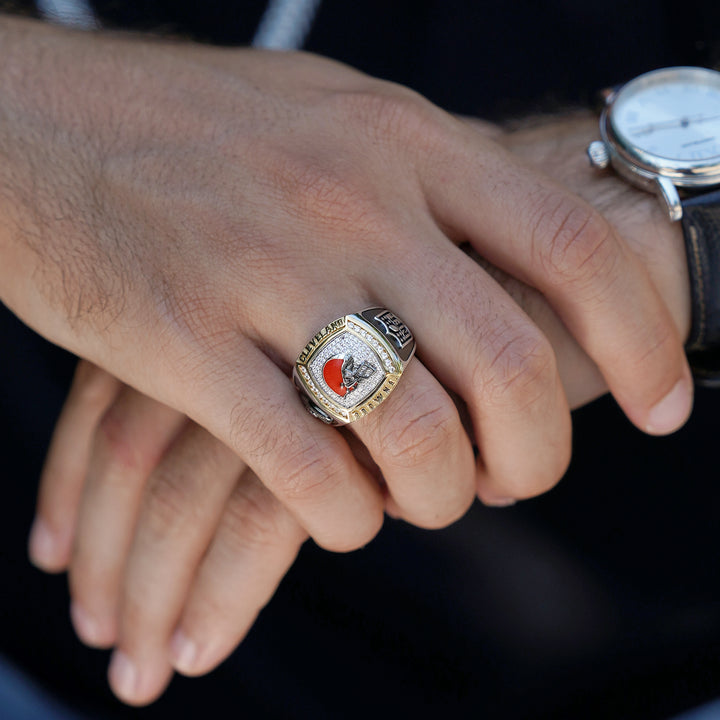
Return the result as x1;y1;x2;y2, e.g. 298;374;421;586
87;0;720;117
2;2;720;718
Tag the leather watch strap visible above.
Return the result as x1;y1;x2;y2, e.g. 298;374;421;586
681;189;720;385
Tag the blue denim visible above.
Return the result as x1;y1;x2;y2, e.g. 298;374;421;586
0;655;89;720
673;699;720;720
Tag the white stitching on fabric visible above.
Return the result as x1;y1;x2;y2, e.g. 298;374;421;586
252;0;323;50
36;0;98;28
688;225;707;348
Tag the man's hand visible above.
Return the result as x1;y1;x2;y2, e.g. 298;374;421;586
28;106;695;706
3;17;691;527
0;8;693;703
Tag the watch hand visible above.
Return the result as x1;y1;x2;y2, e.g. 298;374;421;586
630;113;720;137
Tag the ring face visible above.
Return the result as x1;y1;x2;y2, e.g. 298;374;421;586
294;308;415;425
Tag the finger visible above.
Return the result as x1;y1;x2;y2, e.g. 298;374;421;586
419;118;693;435
351;359;477;528
463;245;609;408
106;424;245;707
178;338;385;553
228;303;474;530
69;388;185;648
373;223;572;503
29;360;120;572
166;470;306;679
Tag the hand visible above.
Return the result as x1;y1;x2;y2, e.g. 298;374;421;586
29;110;694;707
32;360;308;705
2;17;692;549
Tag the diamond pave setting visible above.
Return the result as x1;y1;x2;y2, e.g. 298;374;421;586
309;332;384;408
294;309;409;425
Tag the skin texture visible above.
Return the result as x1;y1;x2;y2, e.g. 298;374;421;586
492;112;690;400
0;14;689;706
29;112;692;707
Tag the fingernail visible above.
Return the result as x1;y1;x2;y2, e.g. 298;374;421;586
646;378;692;435
28;519;58;569
170;630;197;674
70;602;103;647
485;497;516;508
108;650;139;703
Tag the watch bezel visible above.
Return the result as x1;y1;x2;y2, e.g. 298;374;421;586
600;66;720;192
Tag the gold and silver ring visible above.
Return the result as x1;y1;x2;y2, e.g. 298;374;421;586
293;308;416;425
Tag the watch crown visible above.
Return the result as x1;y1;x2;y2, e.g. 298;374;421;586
587;141;610;169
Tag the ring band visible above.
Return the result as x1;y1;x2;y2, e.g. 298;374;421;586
293;308;416;425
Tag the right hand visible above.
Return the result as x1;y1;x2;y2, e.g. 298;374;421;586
33;361;308;706
6;15;691;558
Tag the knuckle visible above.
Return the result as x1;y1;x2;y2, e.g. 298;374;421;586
476;323;557;409
267;147;381;236
273;440;346;503
154;277;230;351
378;389;458;470
339;86;437;142
229;398;283;461
142;467;198;540
95;404;143;473
532;193;618;288
140;431;240;542
217;484;290;556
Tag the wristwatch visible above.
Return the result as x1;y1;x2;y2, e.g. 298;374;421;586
586;66;720;385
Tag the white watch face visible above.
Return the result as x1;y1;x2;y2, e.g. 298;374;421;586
610;67;720;164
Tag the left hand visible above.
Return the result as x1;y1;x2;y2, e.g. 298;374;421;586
29;112;693;707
